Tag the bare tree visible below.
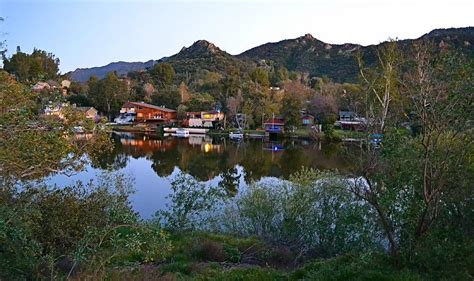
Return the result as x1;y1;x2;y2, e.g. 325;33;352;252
358;40;402;134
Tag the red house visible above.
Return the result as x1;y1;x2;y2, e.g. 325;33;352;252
264;118;285;134
120;102;177;124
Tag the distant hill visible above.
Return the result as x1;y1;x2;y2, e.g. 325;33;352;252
67;60;158;82
67;27;473;83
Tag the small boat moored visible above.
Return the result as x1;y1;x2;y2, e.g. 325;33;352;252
173;128;190;138
229;129;244;139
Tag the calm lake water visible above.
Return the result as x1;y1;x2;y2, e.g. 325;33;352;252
47;132;353;219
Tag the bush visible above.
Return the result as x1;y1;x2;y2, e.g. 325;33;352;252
0;173;172;279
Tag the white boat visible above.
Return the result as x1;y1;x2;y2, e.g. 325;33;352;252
164;127;209;134
114;112;136;124
173;128;190;138
229;130;244;139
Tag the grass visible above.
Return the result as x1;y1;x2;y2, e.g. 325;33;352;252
333;129;366;139
95;231;472;280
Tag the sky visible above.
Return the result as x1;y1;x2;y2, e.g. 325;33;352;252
1;0;473;73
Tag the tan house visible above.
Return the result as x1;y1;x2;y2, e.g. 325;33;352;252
75;106;99;120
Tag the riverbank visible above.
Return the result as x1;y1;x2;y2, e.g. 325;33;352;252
108;124;366;141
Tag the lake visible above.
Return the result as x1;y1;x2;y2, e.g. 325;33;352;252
47;132;353;219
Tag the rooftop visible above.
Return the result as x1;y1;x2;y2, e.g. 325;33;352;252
125;101;176;113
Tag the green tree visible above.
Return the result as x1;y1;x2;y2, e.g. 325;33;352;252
88;72;128;119
281;93;302;133
250;68;270;89
3;47;59;83
150;63;175;89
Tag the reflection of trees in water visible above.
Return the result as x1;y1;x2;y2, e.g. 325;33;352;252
218;167;241;197
150;147;181;177
278;147;310;179
89;134;129;171
105;134;351;184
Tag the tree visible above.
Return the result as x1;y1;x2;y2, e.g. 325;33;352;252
401;43;473;243
178;82;191;103
270;66;289;86
3;47;60;83
186;92;215;112
0;70;111;181
281;92;302;133
348;42;474;260
310;93;338;134
150;63;175;89
250;68;270;89
358;40;402;134
88;72;128;119
177;104;188;121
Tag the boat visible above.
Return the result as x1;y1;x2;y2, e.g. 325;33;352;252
164;127;209;134
229;129;244;139
114;112;136;125
173;128;190;138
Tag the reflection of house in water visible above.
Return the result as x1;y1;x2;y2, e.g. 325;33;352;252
119;135;178;153
187;135;222;153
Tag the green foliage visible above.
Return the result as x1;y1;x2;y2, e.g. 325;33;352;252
88;72;129;118
150;62;175;89
291;253;423;281
3;47;60;83
250;68;270;88
156;172;226;230
281;92;303;132
0;172;165;280
157;168;378;259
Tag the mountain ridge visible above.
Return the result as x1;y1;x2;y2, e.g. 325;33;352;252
66;27;474;83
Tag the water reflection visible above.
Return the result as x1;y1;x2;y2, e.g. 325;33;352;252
51;132;353;219
92;132;351;184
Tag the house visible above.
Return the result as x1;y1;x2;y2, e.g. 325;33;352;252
337;111;367;131
75;106;99;121
302;114;315;126
339;111;356;121
44;102;68;119
264;117;285;134
32;82;49;91
184;110;224;128
44;103;99;122
120;101;177;124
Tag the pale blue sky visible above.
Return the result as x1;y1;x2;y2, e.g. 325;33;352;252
1;0;473;72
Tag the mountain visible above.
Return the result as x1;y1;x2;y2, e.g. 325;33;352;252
238;27;474;82
238;33;363;82
67;27;473;83
165;40;254;77
67;60;158;82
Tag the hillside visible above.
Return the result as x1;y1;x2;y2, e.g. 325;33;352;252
67;60;158;82
238;33;363;82
238;27;474;82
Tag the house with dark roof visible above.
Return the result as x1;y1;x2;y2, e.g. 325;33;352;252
120;101;177;123
264;117;285;134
